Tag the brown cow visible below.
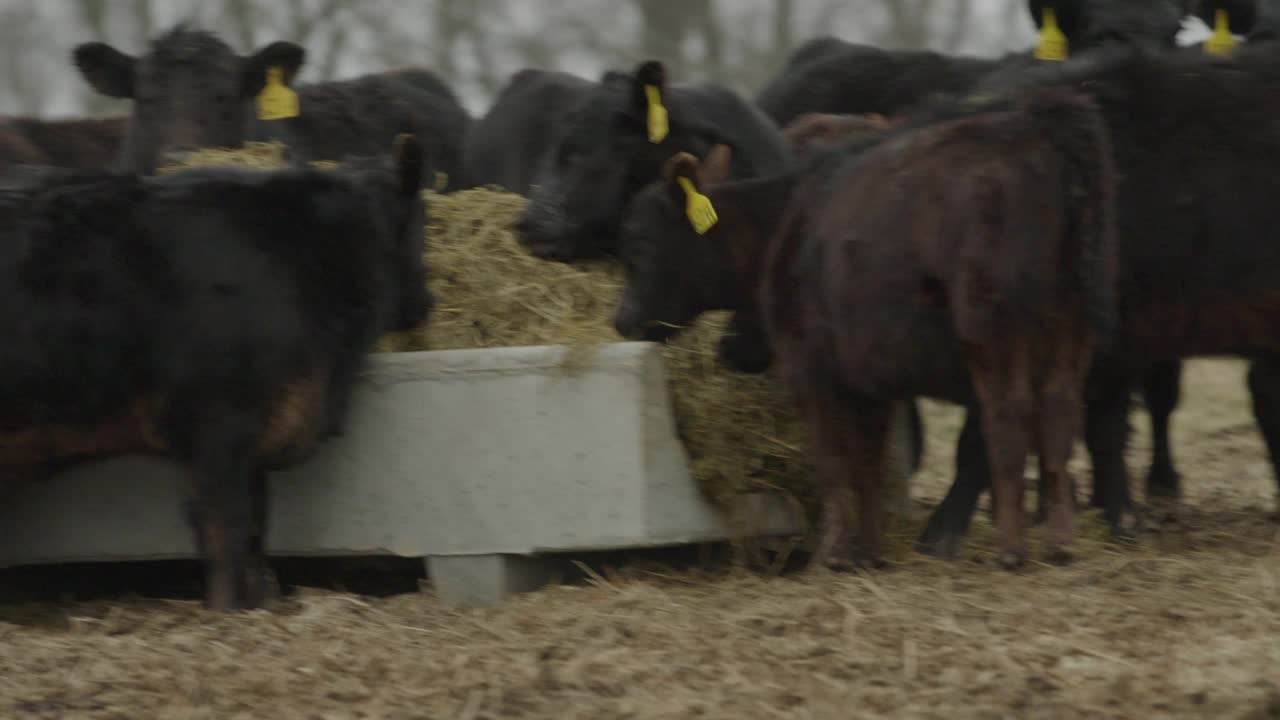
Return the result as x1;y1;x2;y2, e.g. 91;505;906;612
781;112;894;159
612;86;1118;568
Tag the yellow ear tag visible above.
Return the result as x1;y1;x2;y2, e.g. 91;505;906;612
676;176;718;234
1035;7;1069;61
256;66;300;121
1205;9;1237;56
644;84;669;144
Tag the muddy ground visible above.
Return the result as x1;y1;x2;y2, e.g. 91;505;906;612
0;359;1276;719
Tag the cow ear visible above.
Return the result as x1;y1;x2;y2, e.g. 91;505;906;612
662;151;701;205
74;42;136;99
662;152;720;235
241;41;306;98
702;144;733;185
392;133;425;196
631;60;670;144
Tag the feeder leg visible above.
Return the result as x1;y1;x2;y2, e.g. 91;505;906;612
425;554;553;608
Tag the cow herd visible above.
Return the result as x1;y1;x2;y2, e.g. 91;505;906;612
0;0;1278;611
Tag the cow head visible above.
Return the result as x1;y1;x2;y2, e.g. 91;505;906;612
73;24;305;174
613;145;733;343
1027;0;1186;53
515;60;723;263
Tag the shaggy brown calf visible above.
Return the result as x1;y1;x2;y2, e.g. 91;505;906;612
613;87;1117;567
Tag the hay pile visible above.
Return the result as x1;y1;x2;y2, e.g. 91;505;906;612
163;146;814;515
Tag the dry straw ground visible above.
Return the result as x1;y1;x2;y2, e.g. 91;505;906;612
0;150;1273;719
0;361;1275;719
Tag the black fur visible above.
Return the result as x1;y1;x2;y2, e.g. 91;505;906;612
73;24;470;189
920;43;1280;550
513;60;792;262
0;144;430;611
757;0;1185;128
460;69;595;195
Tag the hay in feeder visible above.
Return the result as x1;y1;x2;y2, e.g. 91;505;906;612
161;148;814;515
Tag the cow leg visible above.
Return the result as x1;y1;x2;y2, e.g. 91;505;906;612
1246;359;1280;516
1038;340;1093;565
323;357;362;438
906;398;925;474
916;406;988;558
851;401;892;568
978;401;1033;569
1084;374;1139;540
969;347;1034;570
801;390;890;570
803;389;856;571
1141;360;1182;502
184;412;263;612
240;470;272;608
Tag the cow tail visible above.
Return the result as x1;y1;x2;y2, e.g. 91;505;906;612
1025;87;1120;345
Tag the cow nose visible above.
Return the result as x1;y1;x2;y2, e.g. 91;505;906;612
513;215;571;261
613;313;641;341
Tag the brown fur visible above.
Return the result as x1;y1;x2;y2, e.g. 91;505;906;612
0;397;164;468
615;86;1118;568
0;367;328;496
763;89;1116;567
781;112;894;159
257;369;330;468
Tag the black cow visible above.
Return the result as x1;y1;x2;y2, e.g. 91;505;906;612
511;58;795;398
919;42;1280;554
513;59;792;262
72;24;471;190
0;136;431;611
461;69;595;195
757;1;1186;128
612;86;1117;568
0;116;127;178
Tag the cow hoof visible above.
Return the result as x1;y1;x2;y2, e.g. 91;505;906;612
815;554;858;573
1032;506;1048;527
1108;511;1142;543
814;546;885;573
1043;545;1074;566
915;533;961;560
996;550;1026;571
853;546;888;570
917;513;968;560
1145;469;1181;501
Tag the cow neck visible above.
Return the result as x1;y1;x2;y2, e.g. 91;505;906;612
705;171;802;312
